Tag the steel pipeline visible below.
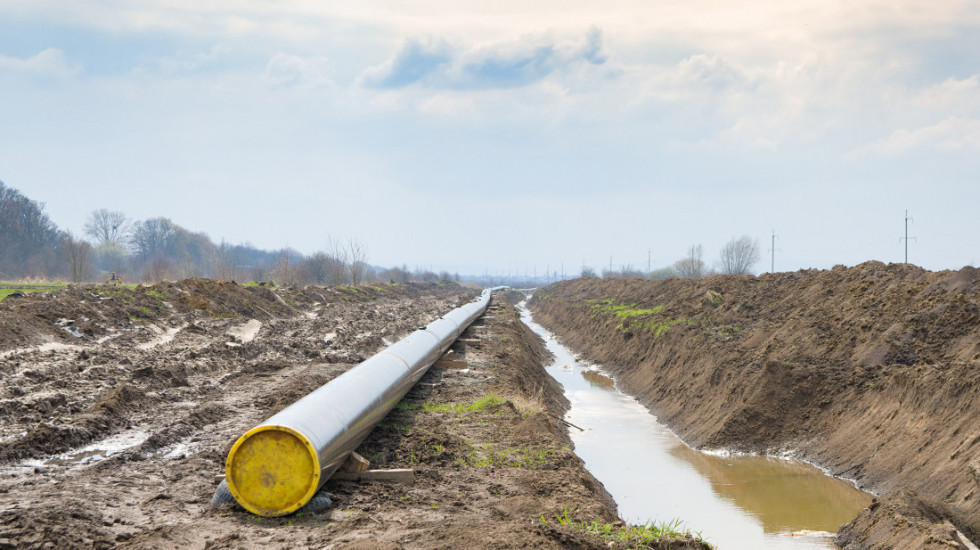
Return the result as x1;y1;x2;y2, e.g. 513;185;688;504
224;288;494;516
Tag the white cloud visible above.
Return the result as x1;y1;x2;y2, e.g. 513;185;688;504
0;48;80;79
360;28;606;90
263;53;335;88
850;117;980;157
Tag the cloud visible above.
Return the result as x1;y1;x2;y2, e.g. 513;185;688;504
675;54;755;92
134;44;235;76
849;117;980;158
0;48;80;79
361;28;606;90
361;38;453;88
263;53;334;88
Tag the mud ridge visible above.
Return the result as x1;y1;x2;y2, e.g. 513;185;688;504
529;262;980;549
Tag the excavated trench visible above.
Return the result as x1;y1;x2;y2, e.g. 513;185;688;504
528;266;980;549
520;302;871;549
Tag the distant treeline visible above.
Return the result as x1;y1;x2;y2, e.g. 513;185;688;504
0;180;459;285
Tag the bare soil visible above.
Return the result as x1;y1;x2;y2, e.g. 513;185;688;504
529;261;980;549
0;280;707;549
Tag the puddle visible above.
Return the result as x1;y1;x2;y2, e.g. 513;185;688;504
24;430;151;468
519;303;872;550
156;440;199;460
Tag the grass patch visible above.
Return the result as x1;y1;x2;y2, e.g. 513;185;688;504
426;393;506;413
244;281;274;287
143;288;167;300
588;298;664;321
544;507;712;549
457;442;560;469
587;298;692;336
395;393;507;414
0;282;68;301
641;318;695;337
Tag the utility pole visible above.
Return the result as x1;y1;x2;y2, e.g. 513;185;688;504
609;256;612;273
647;249;651;272
770;230;778;273
901;210;916;263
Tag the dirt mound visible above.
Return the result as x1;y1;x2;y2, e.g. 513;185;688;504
0;284;172;348
530;262;980;547
0;384;145;462
836;488;973;549
164;278;297;319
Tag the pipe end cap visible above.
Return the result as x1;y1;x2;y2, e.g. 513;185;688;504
225;425;319;517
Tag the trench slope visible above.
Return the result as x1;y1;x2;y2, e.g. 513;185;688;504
529;262;980;549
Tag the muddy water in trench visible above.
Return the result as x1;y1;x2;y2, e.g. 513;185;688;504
519;305;871;550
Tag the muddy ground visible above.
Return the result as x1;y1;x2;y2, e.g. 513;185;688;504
530;262;980;550
0;280;708;549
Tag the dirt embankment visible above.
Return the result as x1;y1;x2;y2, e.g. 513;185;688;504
529;262;980;549
0;280;706;549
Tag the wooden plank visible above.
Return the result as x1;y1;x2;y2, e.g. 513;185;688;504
339;451;370;473
433;359;469;370
331;469;415;484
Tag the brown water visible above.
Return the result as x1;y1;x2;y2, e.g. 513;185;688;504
520;305;872;549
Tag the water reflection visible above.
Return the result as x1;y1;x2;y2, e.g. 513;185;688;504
581;369;615;389
518;303;870;550
670;446;871;534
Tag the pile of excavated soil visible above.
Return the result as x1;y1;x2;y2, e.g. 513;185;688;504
0;280;708;549
530;262;980;549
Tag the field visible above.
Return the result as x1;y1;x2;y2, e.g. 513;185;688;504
0;281;707;549
4;264;977;549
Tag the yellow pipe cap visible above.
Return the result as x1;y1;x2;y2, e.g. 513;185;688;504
225;425;320;517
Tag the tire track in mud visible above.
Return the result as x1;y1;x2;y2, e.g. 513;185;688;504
0;282;478;549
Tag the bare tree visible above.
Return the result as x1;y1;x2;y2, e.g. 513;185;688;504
674;244;706;279
580;266;597;278
211;239;244;281
719;235;760;275
347;238;368;285
130;217;176;265
0;180;63;279
647;266;677;280
325;237;348;285
84;209;130;246
62;232;92;283
274;248;302;286
302;251;331;285
619;264;644;278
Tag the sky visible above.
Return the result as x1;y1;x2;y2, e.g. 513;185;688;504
1;1;978;276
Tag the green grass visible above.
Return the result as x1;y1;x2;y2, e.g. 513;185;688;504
395;393;507;414
642;318;695;337
0;282;68;301
457;442;559;468
587;298;692;336
544;507;712;548
588;298;664;321
143;288;167;300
